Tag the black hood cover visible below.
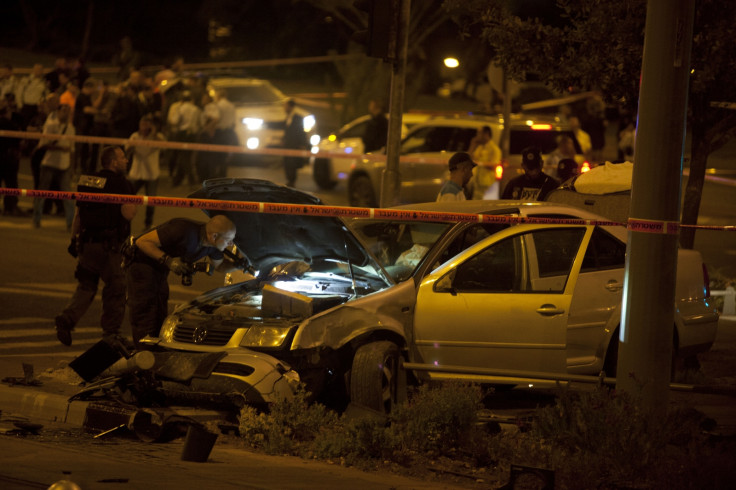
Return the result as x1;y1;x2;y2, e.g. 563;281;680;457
188;179;371;272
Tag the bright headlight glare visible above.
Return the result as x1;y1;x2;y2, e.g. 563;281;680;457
303;115;316;132
240;326;291;348
160;315;180;342
246;137;260;149
310;134;321;146
242;117;263;130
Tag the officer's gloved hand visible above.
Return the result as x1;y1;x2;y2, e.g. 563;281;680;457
165;257;189;275
67;235;79;258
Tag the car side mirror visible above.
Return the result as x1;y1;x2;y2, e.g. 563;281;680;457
434;270;456;295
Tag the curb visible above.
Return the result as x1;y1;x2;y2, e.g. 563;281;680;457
0;384;89;427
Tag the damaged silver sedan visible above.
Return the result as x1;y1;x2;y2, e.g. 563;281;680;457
152;179;719;413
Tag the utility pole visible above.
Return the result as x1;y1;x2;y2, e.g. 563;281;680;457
617;0;695;418
380;0;410;208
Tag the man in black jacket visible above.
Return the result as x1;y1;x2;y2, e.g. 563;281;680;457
501;146;559;201
55;146;137;346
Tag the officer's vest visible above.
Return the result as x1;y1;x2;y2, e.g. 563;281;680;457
77;171;129;242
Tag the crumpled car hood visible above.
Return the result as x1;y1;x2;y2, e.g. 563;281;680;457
189;179;373;274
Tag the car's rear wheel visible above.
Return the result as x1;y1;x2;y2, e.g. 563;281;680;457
313;158;337;190
350;341;406;413
348;175;377;207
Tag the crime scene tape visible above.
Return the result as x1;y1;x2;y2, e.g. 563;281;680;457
0;129;447;165
2;187;735;233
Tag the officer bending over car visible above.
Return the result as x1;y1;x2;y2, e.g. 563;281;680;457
55;146;137;347
125;214;239;348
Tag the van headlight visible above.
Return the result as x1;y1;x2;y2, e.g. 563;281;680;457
242;118;264;131
303;114;316;132
240;325;291;348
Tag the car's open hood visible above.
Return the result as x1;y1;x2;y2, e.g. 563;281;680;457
188;179;373;274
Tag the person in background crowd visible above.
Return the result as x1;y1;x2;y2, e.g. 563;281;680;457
111;82;143;139
362;99;388;153
55;146;137;347
581;91;607;164
127;114;165;230
502;146;559;201
196;91;220;181
213;87;237;179
33;100;76;230
112;36;141;82
73;78;97;174
0;63;22;102
556;158;579;182
69;56;90;88
167;90;201;186
543;134;576;179
282;98;308;187
18;64;48;128
467;125;502;199
567;115;592;162
0;95;23;215
26;96;50;187
126;214;239;348
436;151;477;202
89;79;116;173
59;80;78;112
618;119;636;162
45;58;68;94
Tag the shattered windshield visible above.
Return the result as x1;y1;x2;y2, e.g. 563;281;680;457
349;220;453;282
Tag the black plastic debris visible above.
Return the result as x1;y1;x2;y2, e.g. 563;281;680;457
70;341;123;382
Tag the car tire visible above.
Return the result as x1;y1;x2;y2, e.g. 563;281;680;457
313;158;337;190
350;341;406;413
348;175;377;207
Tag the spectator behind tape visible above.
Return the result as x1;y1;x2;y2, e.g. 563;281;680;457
557;158;579;182
501;146;559;201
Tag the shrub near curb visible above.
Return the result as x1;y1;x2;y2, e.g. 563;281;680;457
239;382;736;488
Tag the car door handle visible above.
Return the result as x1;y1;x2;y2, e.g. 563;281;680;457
536;304;565;316
605;280;623;292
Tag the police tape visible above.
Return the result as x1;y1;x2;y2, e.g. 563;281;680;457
0;129;447;165
2;187;735;232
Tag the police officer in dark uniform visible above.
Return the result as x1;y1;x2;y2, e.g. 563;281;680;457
127;214;238;348
55;146;137;346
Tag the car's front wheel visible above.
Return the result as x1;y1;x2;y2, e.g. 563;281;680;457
348;175;377;207
350;341;406;413
313;158;337;190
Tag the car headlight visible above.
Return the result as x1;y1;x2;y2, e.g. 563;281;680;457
310;134;321;146
160;315;181;342
242;117;264;130
303;114;316;132
246;137;260;149
239;325;292;348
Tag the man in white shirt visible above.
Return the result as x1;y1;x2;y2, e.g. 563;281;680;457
33;99;75;230
127;114;166;229
166;91;201;186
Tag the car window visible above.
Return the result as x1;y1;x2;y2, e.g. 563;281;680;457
349;220;453;281
449;228;584;293
400;126;477;154
342;121;367;140
220;84;282;104
509;129;582;154
581;227;626;272
436;223;510;265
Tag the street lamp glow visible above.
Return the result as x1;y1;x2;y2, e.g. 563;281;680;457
443;57;459;68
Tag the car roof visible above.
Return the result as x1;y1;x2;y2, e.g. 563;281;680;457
414;112;571;129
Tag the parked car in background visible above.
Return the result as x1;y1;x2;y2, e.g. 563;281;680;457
346;113;586;207
206;77;316;151
148;179;718;413
310;112;430;190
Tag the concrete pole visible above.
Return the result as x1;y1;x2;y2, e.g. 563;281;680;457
617;0;695;417
380;0;410;208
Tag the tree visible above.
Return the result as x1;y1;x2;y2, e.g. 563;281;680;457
444;0;736;249
299;0;452;123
